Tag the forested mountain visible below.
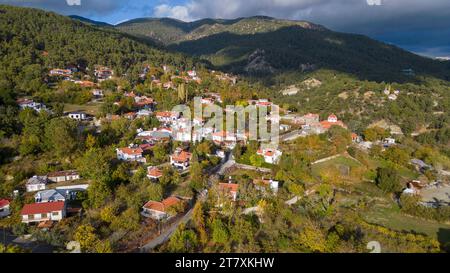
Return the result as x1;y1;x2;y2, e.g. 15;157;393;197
0;5;196;94
116;16;323;45
116;16;450;82
69;15;112;27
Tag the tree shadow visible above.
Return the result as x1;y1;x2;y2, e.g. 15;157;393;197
437;228;450;253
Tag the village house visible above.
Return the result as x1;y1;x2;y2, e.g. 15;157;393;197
136;109;152;118
141;196;183;220
134;95;155;109
187;70;197;78
20;201;66;224
0;199;10;218
49;68;72;77
68;112;88;121
26;176;48;192
35;189;69;203
174;128;192;142
218;182;239;202
136;128;172;143
47;170;80;183
94;66;113;81
116;147;146;163
123;112;137;120
155;111;180;124
92;89;104;97
351;133;362;143
257;148;283;164
212;131;237;146
17;98;47;112
319;114;347;130
248;99;273;107
170;148;192;171
294;113;320;126
147;167;163;180
253;178;279;193
403;180;424;195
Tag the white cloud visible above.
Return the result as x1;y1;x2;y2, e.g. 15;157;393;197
153;4;191;21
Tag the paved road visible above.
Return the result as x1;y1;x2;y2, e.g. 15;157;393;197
280;130;303;142
139;153;234;252
139;208;194;252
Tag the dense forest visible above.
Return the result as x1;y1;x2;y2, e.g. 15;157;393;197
114;15;450;82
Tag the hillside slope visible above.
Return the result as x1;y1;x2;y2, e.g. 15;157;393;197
116;16;449;82
0;5;195;92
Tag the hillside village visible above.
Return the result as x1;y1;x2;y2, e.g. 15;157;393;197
0;5;450;254
1;61;449;253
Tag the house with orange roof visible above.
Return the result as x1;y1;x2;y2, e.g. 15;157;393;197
253;178;279;193
170;148;192;170
218;182;239;201
257;148;283;164
147;167;163;180
155;111;180;124
141;196;183;220
319;114;348;130
116;147;145;163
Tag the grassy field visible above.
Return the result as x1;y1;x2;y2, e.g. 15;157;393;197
311;155;363;178
364;204;450;244
64;102;102;115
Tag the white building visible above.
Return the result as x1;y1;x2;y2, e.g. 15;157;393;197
48;170;80;183
170;149;192;170
257;148;283;164
68;112;88;121
141;196;182;220
0;199;10;218
20;201;66;224
116;147;145;163
35;189;69;203
26;176;48;192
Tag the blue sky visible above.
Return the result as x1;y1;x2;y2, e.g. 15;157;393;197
1;0;450;57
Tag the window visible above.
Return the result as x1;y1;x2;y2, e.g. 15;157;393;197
52;212;59;216
28;214;35;220
41;213;48;218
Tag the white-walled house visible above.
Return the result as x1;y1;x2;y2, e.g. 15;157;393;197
34;189;68;203
26;176;48;192
257;148;283;164
20;201;66;224
141;196;182;220
68;112;88;121
170;149;192;170
0;199;10;218
48;170;80;183
116;147;145;163
253;178;279;193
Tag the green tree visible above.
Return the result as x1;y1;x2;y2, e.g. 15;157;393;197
44;117;77;158
375;167;402;193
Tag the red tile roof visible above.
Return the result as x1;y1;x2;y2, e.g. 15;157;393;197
118;147;143;155
21;201;65;215
148;167;163;178
218;183;239;193
171;150;192;163
0;199;10;208
320;120;346;129
143;196;181;213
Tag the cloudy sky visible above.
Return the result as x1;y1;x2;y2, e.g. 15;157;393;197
1;0;450;57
